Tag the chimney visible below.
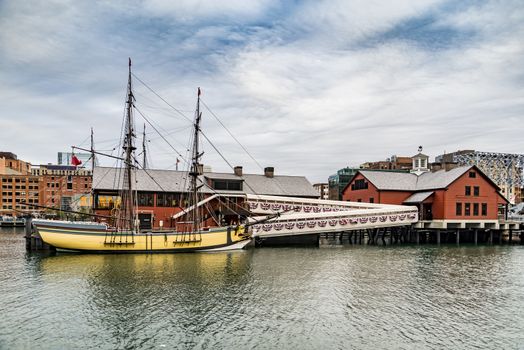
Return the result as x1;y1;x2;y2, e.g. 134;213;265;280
444;162;458;171
431;162;442;172
264;167;274;178
234;166;243;177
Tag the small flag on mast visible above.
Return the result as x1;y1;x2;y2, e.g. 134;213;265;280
198;87;201;96
71;155;82;166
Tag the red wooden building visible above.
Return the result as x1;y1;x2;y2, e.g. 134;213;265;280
342;164;509;223
93;166;319;230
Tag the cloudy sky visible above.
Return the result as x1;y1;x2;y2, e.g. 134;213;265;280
1;0;523;182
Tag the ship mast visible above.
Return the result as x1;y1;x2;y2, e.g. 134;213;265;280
189;88;203;233
142;123;147;169
120;58;137;232
90;127;95;212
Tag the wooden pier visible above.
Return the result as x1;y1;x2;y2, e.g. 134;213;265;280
318;226;524;247
24;217;55;252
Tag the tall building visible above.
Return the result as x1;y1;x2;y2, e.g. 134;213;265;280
313;183;329;200
32;165;92;212
435;150;524;204
0;152;38;216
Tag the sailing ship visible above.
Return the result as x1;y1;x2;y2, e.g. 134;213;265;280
32;60;251;253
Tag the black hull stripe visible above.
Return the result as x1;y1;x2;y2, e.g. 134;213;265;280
51;241;249;254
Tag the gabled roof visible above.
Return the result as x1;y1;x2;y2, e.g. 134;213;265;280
357;170;417;191
412;153;429;158
93;167;318;198
346;165;509;203
93;167;190;193
357;166;472;191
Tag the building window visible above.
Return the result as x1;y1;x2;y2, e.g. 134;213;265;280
473;186;479;196
157;193;177;207
369;197;374;203
482;203;487;216
456;202;462;216
469;171;476;178
67;183;73;190
211;180;243;191
465;186;471;196
465;203;471;216
473;203;479;216
353;179;368;190
357;199;362;202
138;192;154;207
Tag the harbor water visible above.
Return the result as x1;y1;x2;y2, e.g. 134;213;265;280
1;227;523;349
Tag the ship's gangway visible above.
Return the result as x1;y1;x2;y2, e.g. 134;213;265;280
245;194;418;238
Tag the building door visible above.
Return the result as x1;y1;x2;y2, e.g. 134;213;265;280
138;213;152;230
422;204;433;220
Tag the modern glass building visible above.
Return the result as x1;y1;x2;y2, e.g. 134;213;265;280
328;167;360;200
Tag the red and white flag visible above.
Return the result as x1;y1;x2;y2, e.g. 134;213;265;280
71;155;82;166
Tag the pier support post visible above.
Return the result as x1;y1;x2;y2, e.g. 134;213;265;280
509;229;513;245
436;230;440;245
456;230;460;245
474;229;478;245
489;230;493;245
416;230;419;245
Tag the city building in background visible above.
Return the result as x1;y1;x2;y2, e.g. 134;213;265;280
313;183;329;200
0;152;38;216
328;167;359;200
328;155;412;201
435;150;524;204
360;155;413;171
57;152;95;169
0;152;31;175
32;164;92;213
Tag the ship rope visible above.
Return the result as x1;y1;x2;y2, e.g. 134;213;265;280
126;72;288;231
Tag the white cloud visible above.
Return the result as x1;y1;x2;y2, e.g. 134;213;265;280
0;0;523;182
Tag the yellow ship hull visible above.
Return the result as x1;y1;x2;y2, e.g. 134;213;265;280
33;221;251;253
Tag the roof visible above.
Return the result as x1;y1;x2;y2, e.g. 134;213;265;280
412;153;429;158
93;167;190;193
357;166;472;191
93;167;318;198
403;191;434;203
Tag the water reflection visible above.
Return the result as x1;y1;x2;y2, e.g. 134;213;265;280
1;228;524;349
35;252;252;348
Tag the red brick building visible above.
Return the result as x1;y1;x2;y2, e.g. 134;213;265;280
32;165;92;212
0;152;39;216
342;165;509;223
